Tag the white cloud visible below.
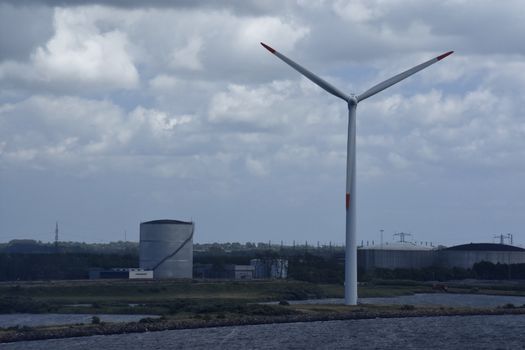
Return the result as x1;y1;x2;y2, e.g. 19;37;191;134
170;36;204;71
387;152;410;169
332;0;386;23
245;156;268;177
0;96;198;173
35;7;138;88
235;16;309;53
0;6;138;91
149;74;179;90
208;82;291;129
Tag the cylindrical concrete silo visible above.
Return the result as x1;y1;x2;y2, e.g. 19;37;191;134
139;219;193;279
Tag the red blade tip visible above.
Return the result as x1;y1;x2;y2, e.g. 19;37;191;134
260;42;276;53
437;51;454;61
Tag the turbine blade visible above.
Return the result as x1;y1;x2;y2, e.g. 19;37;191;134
357;51;454;102
261;42;349;102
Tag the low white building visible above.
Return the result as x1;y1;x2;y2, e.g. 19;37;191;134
88;268;153;280
129;268;154;279
225;264;254;280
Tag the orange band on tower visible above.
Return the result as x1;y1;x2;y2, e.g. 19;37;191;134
346;193;350;209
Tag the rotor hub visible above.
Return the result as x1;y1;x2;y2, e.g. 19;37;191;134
348;95;358;105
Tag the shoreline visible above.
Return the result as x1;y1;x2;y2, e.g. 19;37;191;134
2;307;525;343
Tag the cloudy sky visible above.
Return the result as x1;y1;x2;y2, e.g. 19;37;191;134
1;0;524;246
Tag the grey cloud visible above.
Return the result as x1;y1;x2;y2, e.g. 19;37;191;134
378;1;525;56
0;4;54;61
0;0;287;15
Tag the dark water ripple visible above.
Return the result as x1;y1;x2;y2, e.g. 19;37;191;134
2;315;525;349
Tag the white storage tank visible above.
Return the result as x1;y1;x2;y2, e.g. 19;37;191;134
139;219;194;279
438;243;525;269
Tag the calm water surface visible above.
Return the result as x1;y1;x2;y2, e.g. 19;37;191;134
2;315;524;349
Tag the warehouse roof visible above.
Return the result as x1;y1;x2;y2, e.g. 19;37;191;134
141;219;193;225
445;243;525;252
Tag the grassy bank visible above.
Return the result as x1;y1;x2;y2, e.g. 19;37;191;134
1;279;525;343
2;303;525;343
2;279;524;315
0;280;337;313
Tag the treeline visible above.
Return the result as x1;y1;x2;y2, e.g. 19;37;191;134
1;239;344;255
0;240;138;255
0;251;342;282
0;253;138;281
287;253;344;284
3;249;525;282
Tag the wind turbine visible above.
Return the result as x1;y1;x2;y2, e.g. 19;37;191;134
261;42;453;305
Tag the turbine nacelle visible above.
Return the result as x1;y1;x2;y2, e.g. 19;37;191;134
347;95;358;106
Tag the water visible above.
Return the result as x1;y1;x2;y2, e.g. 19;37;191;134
1;315;524;349
0;314;158;328
276;293;525;308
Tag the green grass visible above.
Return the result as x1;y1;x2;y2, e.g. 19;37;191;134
1;280;326;300
2;279;523;316
0;280;335;314
0;279;439;315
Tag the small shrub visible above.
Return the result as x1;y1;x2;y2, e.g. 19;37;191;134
6;325;33;332
242;304;296;316
400;304;415;310
91;316;101;324
279;300;290;306
502;303;515;309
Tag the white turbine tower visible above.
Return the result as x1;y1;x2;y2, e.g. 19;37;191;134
261;42;453;305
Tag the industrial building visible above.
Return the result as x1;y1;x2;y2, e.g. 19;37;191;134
89;268;153;280
250;258;288;279
358;242;435;271
192;264;253;279
139;219;194;279
358;242;525;271
192;261;289;280
224;264;255;280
